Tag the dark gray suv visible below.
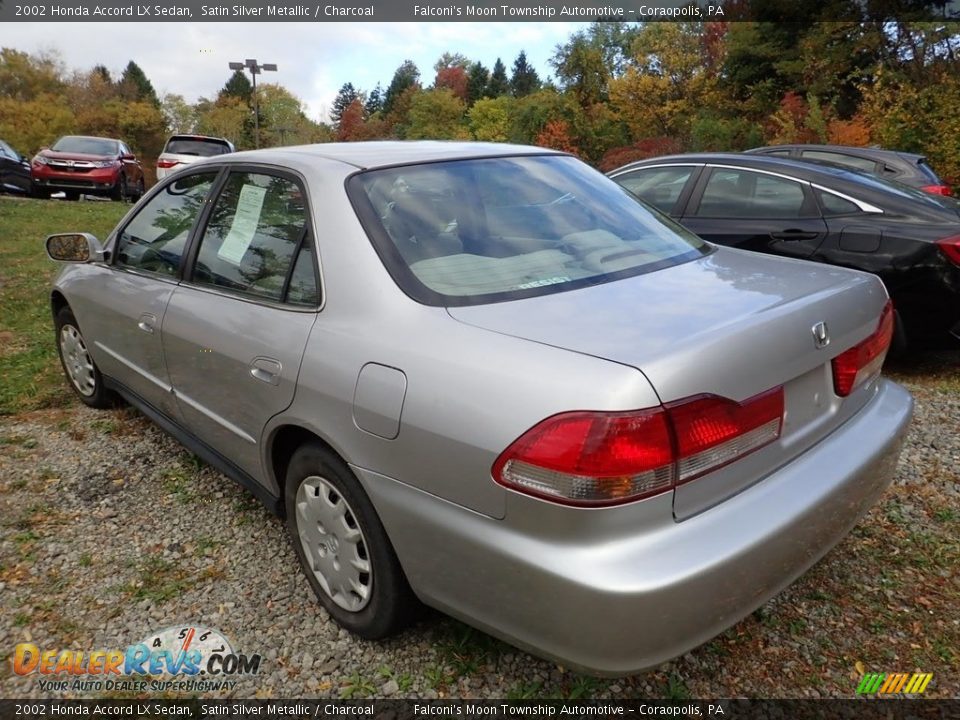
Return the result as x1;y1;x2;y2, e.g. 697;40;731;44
746;144;953;197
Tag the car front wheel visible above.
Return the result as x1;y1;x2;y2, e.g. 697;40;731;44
285;442;417;639
55;307;115;408
112;174;129;202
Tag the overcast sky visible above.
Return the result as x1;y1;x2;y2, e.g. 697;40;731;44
10;22;590;122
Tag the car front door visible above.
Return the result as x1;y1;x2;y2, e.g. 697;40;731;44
680;166;829;259
76;169;220;419
162;168;320;480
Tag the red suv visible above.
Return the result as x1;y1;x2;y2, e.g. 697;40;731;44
32;135;145;202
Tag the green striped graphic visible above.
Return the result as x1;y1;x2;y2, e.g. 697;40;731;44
856;673;886;694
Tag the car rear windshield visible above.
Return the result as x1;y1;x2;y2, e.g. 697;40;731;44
52;137;119;155
164;137;233;156
348;155;709;306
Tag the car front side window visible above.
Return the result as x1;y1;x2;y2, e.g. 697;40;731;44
115;171;218;277
189;171;312;304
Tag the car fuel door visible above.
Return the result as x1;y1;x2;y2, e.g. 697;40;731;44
161;169;320;481
681;166;828;259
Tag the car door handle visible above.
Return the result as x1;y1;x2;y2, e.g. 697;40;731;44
250;357;282;386
137;313;157;334
770;230;820;241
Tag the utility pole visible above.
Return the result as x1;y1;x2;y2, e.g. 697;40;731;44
228;58;277;149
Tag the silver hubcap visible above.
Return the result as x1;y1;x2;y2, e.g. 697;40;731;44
296;475;372;612
59;325;96;397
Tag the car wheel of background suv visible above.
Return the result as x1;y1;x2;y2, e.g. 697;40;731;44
284;441;418;639
64;190;80;201
112;174;129;202
55;306;116;408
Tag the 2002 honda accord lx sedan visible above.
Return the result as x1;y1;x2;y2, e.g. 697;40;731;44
46;142;913;676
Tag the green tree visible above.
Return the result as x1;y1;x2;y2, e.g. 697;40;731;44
486;58;510;97
365;83;384;116
382;60;420;116
510;50;540;97
550;22;639;109
119;60;159;107
257;83;315;146
466;62;489;105
405;88;468;140
161;93;195;134
196;96;250;147
331;82;362;126
220;69;253;104
434;52;470;73
0;48;66;101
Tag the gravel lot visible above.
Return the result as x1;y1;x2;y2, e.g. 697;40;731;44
1;353;958;699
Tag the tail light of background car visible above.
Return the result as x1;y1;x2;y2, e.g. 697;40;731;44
831;300;894;398
920;184;954;197
936;235;960;266
157;159;181;169
493;387;784;507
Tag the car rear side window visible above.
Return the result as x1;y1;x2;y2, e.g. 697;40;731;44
815;189;860;216
349;155;708;306
190;171;314;304
115;171;218;277
165;137;233;157
695;168;817;219
614;166;696;214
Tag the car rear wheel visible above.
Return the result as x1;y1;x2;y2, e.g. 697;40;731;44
285;442;417;639
55;307;116;408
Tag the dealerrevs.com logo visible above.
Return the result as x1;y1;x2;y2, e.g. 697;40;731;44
11;626;261;693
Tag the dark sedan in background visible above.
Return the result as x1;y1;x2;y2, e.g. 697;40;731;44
610;154;960;349
0;139;32;195
746;144;953;197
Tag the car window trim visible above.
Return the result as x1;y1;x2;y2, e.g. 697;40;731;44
109;166;226;280
179;162;324;311
809;183;884;214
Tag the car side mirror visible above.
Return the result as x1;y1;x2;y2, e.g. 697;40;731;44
122;153;136;161
45;233;107;263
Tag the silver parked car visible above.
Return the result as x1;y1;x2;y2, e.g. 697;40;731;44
46;142;913;676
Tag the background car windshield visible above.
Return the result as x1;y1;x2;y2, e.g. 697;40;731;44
165;137;232;156
52;137;118;155
352;155;708;305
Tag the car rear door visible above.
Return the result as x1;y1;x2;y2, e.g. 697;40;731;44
161;167;320;480
76;169;220;420
609;164;702;216
680;165;829;259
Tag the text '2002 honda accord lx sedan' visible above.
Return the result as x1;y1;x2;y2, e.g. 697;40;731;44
45;142;913;676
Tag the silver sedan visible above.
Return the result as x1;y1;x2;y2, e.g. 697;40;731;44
45;142;913;675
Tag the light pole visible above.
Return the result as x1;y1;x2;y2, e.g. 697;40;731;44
228;58;277;149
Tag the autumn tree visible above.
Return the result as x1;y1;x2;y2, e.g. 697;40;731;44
468;96;513;142
535;119;579;155
257;83;315;146
196;96;250;147
0;48;66;101
161;93;195;134
337;97;366;141
510;50;540;97
435;65;468;101
405;88;468;140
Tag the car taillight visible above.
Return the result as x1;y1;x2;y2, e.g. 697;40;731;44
493;387;784;506
920;184;953;197
157;159;180;169
937;235;960;266
831;301;894;398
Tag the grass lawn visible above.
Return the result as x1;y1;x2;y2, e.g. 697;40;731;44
0;196;129;415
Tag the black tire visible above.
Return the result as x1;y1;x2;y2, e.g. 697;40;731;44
54;306;116;409
285;442;417;639
112;174;129;202
63;190;80;201
133;177;145;201
31;186;51;199
888;310;909;359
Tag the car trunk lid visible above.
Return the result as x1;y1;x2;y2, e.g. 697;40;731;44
449;247;891;519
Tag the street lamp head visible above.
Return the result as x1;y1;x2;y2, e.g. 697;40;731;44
228;62;244;70
262;64;278;72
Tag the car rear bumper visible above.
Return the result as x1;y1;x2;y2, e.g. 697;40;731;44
356;378;913;676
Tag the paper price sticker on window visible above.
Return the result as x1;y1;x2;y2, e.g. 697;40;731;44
218;183;268;264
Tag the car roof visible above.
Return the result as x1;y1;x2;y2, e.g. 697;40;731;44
611;152;852;178
57;135;121;143
219;141;563;170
